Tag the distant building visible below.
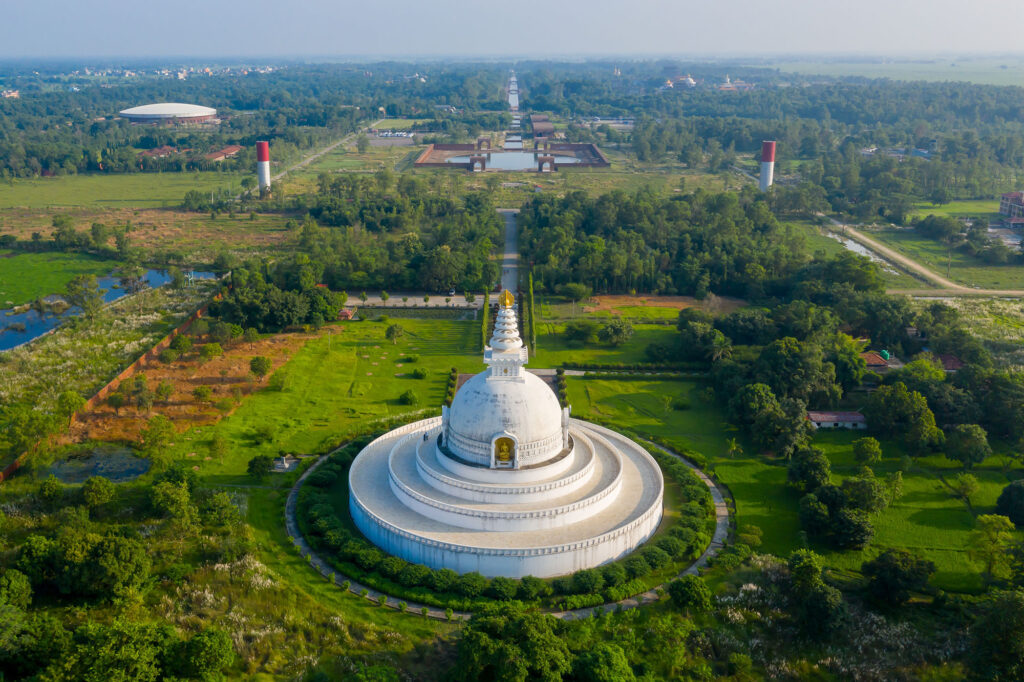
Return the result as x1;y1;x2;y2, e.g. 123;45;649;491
937;354;964;372
1000;192;1024;218
119;102;217;124
1;89;20;98
861;350;901;373
204;144;244;161
807;411;867;430
137;145;181;159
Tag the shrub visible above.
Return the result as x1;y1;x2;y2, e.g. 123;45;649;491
378;556;406;579
668;575;712;612
486;576;519;601
623;555;651;579
399;389;419;405
411;368;428;380
600;563;628;588
455;572;488;598
997;480;1024;526
571;569;605;595
516;575;551;601
641;546;671;569
429;568;458;592
158;348;180;364
307;469;338;488
862;549;936;606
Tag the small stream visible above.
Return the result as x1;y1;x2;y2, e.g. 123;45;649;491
0;268;216;351
822;231;903;275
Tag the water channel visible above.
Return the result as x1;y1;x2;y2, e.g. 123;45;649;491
0;268;217;351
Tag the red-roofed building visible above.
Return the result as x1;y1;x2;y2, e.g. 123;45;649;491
1000;192;1024;218
807;411;867;430
937;354;964;372
204;144;244;161
138;145;180;159
337;309;355;320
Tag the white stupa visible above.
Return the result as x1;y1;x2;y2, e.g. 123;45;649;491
348;291;664;578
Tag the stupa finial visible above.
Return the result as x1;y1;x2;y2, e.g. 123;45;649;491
499;289;514;309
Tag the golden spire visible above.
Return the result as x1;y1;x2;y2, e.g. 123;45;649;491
498;289;514;308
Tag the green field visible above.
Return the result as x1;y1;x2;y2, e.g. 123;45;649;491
563;366;1017;593
164;318;482;485
871;228;1024;289
530;322;676;367
375;119;430;130
0;171;244;209
765;57;1024;87
908;199;1000;221
812;430;1020;593
0;251;121;306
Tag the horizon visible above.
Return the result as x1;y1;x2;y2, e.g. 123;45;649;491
4;0;1024;60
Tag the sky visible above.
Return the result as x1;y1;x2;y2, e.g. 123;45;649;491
4;0;1023;59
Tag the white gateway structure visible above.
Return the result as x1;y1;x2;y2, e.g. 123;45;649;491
348;291;664;577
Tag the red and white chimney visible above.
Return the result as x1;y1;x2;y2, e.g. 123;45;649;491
759;140;776;192
256;141;271;195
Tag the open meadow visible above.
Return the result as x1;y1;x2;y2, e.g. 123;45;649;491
0;251;121;306
0;171;245;209
871;227;1024;289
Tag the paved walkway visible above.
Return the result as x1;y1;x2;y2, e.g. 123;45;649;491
497;209;520;293
283;438;732;622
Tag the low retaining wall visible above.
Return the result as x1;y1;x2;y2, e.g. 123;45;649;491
0;292;221;484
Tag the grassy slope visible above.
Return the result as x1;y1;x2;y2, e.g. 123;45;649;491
812;430;1019;593
0;251;121;306
0;171;244;209
165;318;482;485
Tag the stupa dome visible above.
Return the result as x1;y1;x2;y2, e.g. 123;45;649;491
447;370;564;467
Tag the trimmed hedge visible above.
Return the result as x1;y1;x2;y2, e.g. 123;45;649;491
563;361;704;371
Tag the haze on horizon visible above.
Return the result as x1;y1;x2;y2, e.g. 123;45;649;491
3;0;1023;60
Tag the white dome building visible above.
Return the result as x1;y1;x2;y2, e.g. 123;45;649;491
348;291;664;578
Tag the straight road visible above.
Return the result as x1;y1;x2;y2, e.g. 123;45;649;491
271;118;384;182
497;209;520;293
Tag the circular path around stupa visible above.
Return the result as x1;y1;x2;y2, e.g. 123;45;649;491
285;435;731;621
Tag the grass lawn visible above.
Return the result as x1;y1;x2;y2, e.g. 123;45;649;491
871;228;1024;289
0;251;121;306
812;429;1022;593
908;199;1000;222
564;376;801;556
764;57;1024;87
244;486;454;639
530;322;676;367
164;318;482;486
0;171;245;209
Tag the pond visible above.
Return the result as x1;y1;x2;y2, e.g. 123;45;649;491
0;268;217;351
49;444;151;483
447;151;581;171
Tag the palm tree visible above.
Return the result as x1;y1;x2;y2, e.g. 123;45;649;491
726;438;742;459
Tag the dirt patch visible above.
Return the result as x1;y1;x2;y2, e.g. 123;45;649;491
0;207;292;255
67;328;326;444
583;294;746;315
